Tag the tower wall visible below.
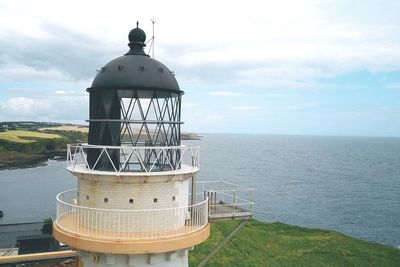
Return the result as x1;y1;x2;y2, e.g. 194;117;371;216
77;178;189;210
79;250;189;267
74;177;190;233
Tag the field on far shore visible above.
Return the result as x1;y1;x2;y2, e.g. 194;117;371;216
0;125;87;169
39;125;89;133
0;130;62;143
38;125;200;140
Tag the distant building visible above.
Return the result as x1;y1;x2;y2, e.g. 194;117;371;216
0;124;8;132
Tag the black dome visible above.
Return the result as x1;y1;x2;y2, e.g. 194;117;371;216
88;24;181;94
90;56;180;92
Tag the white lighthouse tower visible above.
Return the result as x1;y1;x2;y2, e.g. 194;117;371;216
53;24;210;267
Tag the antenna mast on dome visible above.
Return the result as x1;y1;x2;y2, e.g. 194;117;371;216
151;17;155;58
146;17;156;58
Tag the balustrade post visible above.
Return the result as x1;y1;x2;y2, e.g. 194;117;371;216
191;174;197;205
233;191;236;217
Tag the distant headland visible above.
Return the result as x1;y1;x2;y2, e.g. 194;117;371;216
0;121;201;169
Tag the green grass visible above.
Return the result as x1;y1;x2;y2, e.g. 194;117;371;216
190;220;242;265
189;219;400;267
0;130;61;143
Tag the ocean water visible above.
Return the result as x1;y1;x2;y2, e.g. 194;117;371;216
0;134;399;247
188;134;400;247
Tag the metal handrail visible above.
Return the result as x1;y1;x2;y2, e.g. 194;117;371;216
196;180;255;191
194;181;254;214
55;189;209;240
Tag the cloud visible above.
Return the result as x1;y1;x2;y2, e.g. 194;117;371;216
205;115;224;121
1;97;50;116
0;0;399;136
0;64;68;82
386;83;400;89
0;24;118;82
161;2;400;90
0;94;88;122
233;105;262;111
1;1;400;90
208;91;243;97
183;101;198;108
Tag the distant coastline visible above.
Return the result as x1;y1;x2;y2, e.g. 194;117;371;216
0;121;201;170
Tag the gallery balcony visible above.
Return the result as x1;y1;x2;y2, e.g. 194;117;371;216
66;144;200;174
53;189;210;254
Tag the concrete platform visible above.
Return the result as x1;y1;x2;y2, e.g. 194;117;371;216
209;204;252;221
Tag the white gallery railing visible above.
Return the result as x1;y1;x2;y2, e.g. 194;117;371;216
67;144;200;173
55;189;208;240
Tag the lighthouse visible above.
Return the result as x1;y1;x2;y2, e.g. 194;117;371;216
53;24;210;267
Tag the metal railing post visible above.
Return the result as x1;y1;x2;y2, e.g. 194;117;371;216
233;191;236;217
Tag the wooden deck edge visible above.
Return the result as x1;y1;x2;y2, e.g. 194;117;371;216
0;250;77;264
54;223;210;254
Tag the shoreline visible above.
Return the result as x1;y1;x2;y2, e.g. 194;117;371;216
0;134;202;170
0;150;67;170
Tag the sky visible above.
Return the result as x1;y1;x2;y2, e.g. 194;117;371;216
0;0;399;137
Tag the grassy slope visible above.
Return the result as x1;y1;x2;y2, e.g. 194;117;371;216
0;130;66;155
0;130;61;143
39;125;89;133
189;219;400;267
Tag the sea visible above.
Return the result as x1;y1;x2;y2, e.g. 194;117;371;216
0;134;399;248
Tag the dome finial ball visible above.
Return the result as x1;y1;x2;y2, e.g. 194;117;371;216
128;22;146;44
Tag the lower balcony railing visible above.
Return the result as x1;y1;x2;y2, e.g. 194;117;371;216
55;189;208;240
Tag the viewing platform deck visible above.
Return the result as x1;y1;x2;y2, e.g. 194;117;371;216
194;181;254;221
208;203;253;221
